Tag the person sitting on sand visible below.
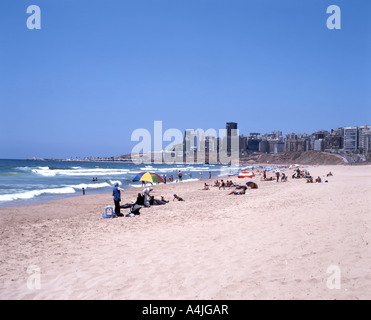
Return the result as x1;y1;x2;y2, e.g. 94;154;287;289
173;194;184;201
213;180;220;187
306;177;313;183
327;171;333;177
228;187;247;195
226;180;234;187
135;192;144;205
202;183;209;190
315;176;322;183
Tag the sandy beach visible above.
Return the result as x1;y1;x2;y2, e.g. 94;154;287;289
0;164;370;300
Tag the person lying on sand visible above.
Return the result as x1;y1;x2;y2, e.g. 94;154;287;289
235;184;245;189
228;187;247;195
173;194;184;201
261;176;274;181
149;195;167;205
160;195;169;203
120;200;136;209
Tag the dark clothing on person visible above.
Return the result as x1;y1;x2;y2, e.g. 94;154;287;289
276;172;280;182
149;197;167;205
112;183;121;215
135;193;144;205
114;200;121;215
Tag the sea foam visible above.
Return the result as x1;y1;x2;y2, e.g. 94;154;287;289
31;167;129;177
0;187;76;202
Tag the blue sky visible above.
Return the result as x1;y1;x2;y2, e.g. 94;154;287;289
1;0;370;158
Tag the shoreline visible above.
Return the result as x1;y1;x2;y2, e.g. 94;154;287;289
0;162;342;209
1;164;370;299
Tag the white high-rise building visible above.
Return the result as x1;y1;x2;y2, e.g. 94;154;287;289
314;139;324;151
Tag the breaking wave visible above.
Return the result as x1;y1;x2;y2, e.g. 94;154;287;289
0;187;76;202
29;167;129;177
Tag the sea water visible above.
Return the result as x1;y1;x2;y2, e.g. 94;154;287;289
0;159;241;207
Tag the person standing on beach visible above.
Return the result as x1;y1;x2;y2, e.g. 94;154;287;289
82;187;85;195
209;171;212;179
275;171;280;182
112;182;122;216
178;170;182;182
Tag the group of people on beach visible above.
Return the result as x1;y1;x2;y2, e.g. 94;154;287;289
201;179;252;195
262;170;288;182
259;167;334;184
306;171;333;183
160;170;212;184
111;183;185;217
109;166;335;217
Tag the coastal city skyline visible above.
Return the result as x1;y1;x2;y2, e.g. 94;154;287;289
23;121;370;164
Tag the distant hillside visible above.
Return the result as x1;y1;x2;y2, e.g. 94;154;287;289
240;151;345;165
117;151;346;165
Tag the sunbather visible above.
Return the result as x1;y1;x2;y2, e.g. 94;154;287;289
228;187;247;195
149;196;167;205
173;194;184;201
160;195;169;203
